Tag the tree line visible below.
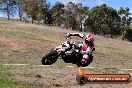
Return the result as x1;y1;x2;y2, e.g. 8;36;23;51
0;0;132;41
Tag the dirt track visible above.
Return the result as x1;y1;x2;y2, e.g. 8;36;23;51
0;19;132;88
5;65;132;88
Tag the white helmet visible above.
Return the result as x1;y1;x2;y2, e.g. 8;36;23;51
85;33;94;44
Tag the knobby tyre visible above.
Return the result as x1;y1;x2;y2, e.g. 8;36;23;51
41;51;58;65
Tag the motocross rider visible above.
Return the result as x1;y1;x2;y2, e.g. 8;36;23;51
66;33;95;65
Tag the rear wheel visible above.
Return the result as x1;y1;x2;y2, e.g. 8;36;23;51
76;54;93;67
41;51;58;65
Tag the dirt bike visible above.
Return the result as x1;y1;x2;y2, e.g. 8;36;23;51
41;37;93;67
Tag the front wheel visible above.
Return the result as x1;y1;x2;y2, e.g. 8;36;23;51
41;51;58;65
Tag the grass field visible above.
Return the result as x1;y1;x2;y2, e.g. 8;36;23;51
0;18;132;88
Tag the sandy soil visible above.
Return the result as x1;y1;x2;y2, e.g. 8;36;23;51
6;65;132;88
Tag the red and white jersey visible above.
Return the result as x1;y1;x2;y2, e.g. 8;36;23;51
69;33;95;52
81;34;94;51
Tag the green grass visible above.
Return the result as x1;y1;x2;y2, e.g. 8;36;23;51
95;44;132;55
0;66;42;88
0;74;42;88
53;60;67;68
96;44;122;51
0;54;8;62
0;29;57;43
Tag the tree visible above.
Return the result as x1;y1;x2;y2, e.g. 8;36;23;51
51;2;64;26
16;0;26;21
118;7;132;41
75;3;89;31
38;0;51;24
118;7;132;35
63;2;76;29
63;9;77;29
0;0;17;19
84;4;121;38
63;2;89;30
17;0;28;21
26;0;43;24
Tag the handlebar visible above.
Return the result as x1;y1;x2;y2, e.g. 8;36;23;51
65;33;71;40
65;36;71;39
65;33;71;39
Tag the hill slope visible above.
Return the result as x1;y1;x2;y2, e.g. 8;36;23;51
0;18;132;88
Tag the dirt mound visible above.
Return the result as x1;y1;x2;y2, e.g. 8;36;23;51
0;18;132;88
